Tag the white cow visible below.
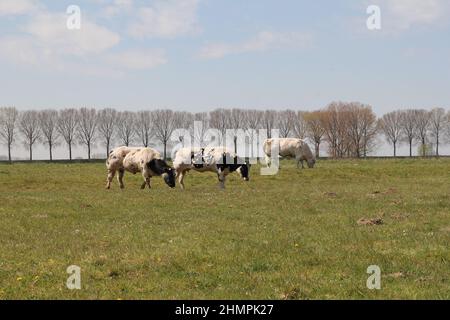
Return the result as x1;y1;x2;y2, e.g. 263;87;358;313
263;138;316;168
106;146;175;189
173;147;250;189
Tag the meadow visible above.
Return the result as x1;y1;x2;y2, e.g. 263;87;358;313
0;158;448;299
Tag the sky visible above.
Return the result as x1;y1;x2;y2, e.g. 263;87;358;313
1;0;450;159
1;0;449;114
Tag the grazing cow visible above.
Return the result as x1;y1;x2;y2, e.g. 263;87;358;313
106;147;175;189
105;146;140;189
173;147;250;189
263;138;316;169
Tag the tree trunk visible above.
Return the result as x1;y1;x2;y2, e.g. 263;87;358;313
393;142;397;157
8;143;12;163
49;144;53;161
315;143;320;158
163;142;167;160
29;144;32;161
436;135;439;156
409;140;412;157
106;140;110;158
88;143;91;160
69;143;72;161
422;139;426;157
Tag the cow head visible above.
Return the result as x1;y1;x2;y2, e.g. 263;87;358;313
307;158;316;168
237;162;250;181
147;159;176;188
162;167;176;188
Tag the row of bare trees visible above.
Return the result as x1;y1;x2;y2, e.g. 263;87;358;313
1;103;449;161
378;108;448;157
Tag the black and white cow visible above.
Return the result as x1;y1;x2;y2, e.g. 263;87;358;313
173;147;250;189
106;146;176;189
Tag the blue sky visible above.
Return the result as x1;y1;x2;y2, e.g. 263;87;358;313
1;0;449;115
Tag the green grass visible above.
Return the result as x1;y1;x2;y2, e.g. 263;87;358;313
0;158;449;300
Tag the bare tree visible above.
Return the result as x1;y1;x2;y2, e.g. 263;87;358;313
414;110;431;157
400;109;417;157
292;111;308;139
379;111;402;157
304;111;325;158
242;109;262;158
429;108;447;156
360;105;378;157
173;111;194;143
0;107;18;162
277;110;295;138
193;112;209;146
57;109;78;161
229;108;244;152
116;111;136;147
321;102;351;158
77;108;97;159
39;110;59;161
135;110;153;147
262;110;277;138
153;109;177;159
209;108;231;144
243;109;262;132
19;110;41;161
97;108;118;157
345;103;377;158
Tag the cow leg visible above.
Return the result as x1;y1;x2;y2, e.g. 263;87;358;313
217;171;226;189
177;170;187;190
117;168;125;189
265;155;271;167
296;155;304;169
141;170;150;189
146;177;152;189
106;169;116;189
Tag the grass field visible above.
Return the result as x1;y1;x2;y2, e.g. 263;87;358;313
0;158;449;300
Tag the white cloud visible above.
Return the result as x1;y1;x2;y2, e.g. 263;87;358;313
0;1;171;74
106;49;167;70
0;0;38;16
199;31;313;59
128;0;201;38
24;12;121;56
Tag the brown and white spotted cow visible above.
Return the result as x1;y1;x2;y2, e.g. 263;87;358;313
105;146;140;189
173;147;250;190
106;147;175;189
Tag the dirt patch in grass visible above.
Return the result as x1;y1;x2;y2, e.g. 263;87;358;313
357;218;384;226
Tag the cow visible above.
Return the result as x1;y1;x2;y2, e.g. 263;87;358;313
106;146;175;189
263;138;316;169
105;146;140;189
172;147;250;189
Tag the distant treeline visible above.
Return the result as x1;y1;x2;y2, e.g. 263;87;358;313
0;103;449;162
